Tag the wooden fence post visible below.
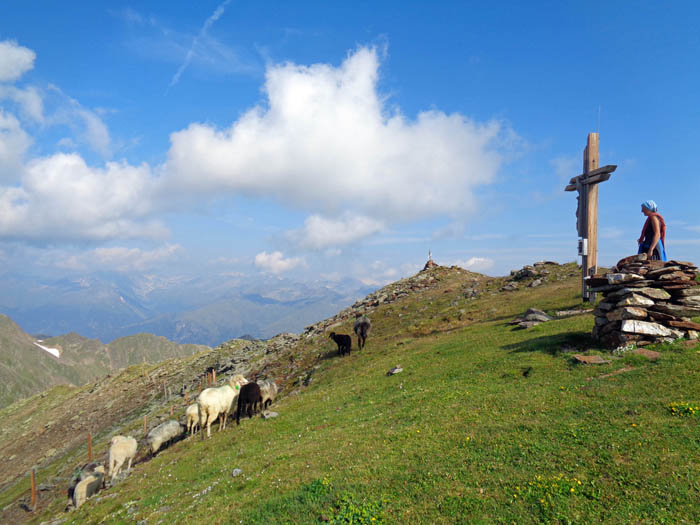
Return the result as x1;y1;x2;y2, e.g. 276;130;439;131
30;468;37;510
212;369;216;383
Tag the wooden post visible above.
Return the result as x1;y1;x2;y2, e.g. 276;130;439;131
170;405;173;416
144;415;147;434
566;133;614;303
88;433;93;462
30;468;37;510
212;369;216;383
585;133;600;294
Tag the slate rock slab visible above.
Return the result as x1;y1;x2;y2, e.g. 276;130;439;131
574;354;611;365
630;348;661;361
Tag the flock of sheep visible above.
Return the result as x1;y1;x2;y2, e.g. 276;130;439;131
67;314;371;511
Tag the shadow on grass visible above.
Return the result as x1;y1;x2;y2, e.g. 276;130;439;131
319;348;345;361
501;331;595;355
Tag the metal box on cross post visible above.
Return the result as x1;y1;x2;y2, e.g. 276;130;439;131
578;238;588;257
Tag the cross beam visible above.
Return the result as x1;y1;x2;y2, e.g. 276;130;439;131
564;133;616;302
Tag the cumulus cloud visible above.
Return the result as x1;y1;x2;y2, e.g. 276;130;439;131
0;40;35;82
0;153;164;241
0;109;32;181
254;251;304;274
453;256;495;272
289;213;385;249
164;46;512;224
0;44;514;252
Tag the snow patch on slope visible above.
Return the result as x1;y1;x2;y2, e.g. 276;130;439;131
34;341;60;358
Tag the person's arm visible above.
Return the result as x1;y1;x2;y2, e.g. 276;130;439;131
646;216;660;257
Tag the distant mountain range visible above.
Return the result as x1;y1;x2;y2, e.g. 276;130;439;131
0;272;375;346
0;314;210;406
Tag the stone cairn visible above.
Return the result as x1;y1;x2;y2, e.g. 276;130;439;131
590;254;700;348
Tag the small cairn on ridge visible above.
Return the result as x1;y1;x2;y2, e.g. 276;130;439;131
590;254;700;348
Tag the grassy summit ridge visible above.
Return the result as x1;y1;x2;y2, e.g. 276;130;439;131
3;263;699;523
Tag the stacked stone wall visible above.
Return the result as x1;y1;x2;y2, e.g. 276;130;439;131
591;254;700;348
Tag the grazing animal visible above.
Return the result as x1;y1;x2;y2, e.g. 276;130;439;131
67;463;104;509
147;420;185;455
258;380;278;409
353;315;371;350
329;332;352;356
185;403;200;436
108;435;137;482
197;374;249;438
236;382;263;425
72;464;105;509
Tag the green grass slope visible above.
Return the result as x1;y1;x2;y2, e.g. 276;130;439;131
5;263;700;524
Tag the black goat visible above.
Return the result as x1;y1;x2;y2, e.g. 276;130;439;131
236;382;263;425
329;332;352;356
353;315;371;350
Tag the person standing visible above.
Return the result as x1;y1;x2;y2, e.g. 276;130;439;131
637;200;667;261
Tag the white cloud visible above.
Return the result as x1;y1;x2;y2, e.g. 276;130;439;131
453;256;495;272
0;153;164;241
54;244;181;272
358;259;399;286
289;213;384;249
0;45;513;251
0;109;32;182
93;244;182;271
254;251;304;274
0;85;44;122
48;85;112;157
164;46;511;224
0;40;35;82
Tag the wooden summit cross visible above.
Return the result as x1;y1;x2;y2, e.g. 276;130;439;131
565;133;616;302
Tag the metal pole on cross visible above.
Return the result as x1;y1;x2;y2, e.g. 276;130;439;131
565;133;617;303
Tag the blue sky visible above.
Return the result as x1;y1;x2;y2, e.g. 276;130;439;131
1;1;698;288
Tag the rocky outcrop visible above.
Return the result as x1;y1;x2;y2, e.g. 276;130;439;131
510;308;554;329
590;254;700;348
502;261;560;291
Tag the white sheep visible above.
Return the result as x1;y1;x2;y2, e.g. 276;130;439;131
147;420;185;455
108;435;137;482
72;464;105;509
197;374;248;438
185;403;200;436
258;380;278;409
